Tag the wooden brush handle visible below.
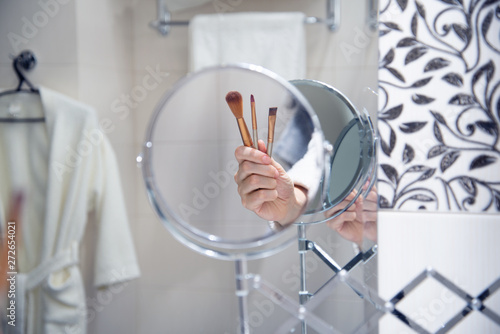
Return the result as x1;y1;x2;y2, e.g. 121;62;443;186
236;118;253;147
267;114;276;157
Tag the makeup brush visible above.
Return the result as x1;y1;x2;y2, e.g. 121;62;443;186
267;107;277;158
226;91;253;147
250;95;258;149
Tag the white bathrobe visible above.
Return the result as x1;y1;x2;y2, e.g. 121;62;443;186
0;87;140;334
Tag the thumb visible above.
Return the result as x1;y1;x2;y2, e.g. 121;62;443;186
270;157;288;178
269;158;294;194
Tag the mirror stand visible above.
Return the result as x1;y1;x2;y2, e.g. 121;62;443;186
296;224;378;333
234;258;250;334
234;262;336;334
141;65;382;332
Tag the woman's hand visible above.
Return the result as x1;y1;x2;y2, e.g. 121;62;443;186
234;140;307;226
325;185;377;246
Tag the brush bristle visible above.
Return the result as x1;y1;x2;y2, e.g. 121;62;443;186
250;94;255;103
225;91;243;118
269;107;277;116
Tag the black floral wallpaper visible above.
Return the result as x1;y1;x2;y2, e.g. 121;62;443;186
377;0;500;212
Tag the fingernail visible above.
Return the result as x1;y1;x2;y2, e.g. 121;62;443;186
262;155;271;164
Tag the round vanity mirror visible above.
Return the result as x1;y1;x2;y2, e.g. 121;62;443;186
139;64;324;260
291;80;377;225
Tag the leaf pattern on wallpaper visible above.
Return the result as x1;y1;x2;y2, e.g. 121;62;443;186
482;9;500;54
378;0;500;212
449;93;476;105
379;163;438;209
433;121;444;142
411;77;433;87
403;144;416;163
412;94;435;104
399;122;427;133
438;0;463;5
411;13;418;36
380;48;407;82
405;46;428;64
397;37;418;47
438;175;500;211
382;22;403;31
428;144;448;158
424;58;450;72
396;0;408;11
476;120;498;136
470;155;497;170
442;73;464;87
440;151;460;172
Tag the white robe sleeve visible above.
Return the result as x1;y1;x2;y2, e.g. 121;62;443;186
92;136;140;287
286;128;324;203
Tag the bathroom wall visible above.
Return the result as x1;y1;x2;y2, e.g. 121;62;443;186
377;0;500;332
131;0;378;333
0;0;138;333
0;0;378;333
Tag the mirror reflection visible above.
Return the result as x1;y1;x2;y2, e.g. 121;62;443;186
232;77;379;250
232;95;325;229
290;80;377;240
324;183;378;247
141;64;324;259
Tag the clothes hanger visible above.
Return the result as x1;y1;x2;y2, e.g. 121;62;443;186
0;50;45;123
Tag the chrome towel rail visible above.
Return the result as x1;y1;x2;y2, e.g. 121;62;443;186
149;0;344;36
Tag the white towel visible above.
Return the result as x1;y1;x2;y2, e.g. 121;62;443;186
189;12;306;80
165;0;212;12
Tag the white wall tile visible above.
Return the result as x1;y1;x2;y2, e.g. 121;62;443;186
87;280;139;334
133;69;185;144
0;0;78;63
134;212;237;289
137;288;238;333
378;211;500;333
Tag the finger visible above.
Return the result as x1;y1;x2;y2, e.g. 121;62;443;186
238;174;277;196
242;189;278;211
344;202;357;211
364;189;378;202
235;161;278;184
258;139;267;153
269;156;287;175
355;196;364;206
342;201;357;212
325;203;356;218
345;190;357;202
362;199;378;212
326;211;357;230
361;211;377;222
235;145;272;165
